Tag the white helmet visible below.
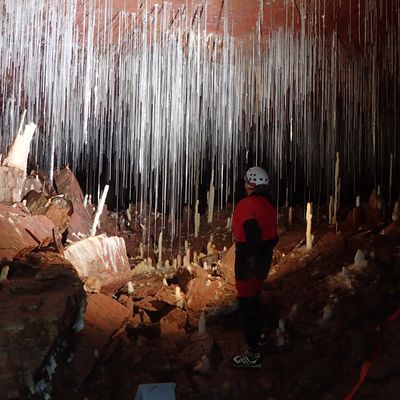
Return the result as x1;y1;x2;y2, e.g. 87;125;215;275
245;167;269;186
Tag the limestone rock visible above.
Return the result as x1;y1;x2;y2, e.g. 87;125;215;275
0;165;25;203
53;167;84;202
0;204;57;260
67;293;130;385
53;167;92;241
0;260;85;398
24;191;73;234
64;234;131;295
160;307;188;335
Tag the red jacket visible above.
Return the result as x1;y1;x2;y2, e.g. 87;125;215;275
232;195;277;242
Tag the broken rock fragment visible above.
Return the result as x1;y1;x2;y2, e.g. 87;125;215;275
64;234;132;295
24;191;73;234
67;293;131;385
0;204;57;260
0;260;85;399
53;167;92;241
0;165;26;203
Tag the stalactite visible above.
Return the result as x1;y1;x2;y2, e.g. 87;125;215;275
0;0;398;241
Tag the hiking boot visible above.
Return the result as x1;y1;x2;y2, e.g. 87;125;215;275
231;351;261;369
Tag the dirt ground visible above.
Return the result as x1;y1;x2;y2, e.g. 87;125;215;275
47;203;400;400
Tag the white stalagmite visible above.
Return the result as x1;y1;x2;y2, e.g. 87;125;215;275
194;200;200;238
207;171;215;224
392;201;400;222
90;184;109;236
288;207;293;226
184;249;191;267
322;304;334;321
356;196;360;208
157;231;163;267
306;202;313;250
126;206;132;223
354;249;368;268
139;243;144;258
332;153;340;225
175;286;184;308
83;194;89;208
3;121;37;172
0;266;9;282
127;281;134;295
206;241;214;255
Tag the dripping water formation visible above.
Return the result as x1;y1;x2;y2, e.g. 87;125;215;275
0;0;399;241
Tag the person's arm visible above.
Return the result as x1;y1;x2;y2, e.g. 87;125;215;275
243;219;262;244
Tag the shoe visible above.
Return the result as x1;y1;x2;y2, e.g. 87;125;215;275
231;351;262;369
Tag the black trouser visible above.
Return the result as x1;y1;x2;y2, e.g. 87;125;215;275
235;238;278;352
237;294;263;352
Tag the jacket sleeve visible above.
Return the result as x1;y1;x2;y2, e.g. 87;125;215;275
243;219;262;244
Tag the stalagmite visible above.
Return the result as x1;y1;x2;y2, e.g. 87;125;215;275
2;111;33;172
194;200;200;238
184;249;191;268
376;185;382;210
127;281;134;295
288;207;293;226
207;171;215;224
306;202;313;250
126;206;132;225
354;249;368;268
392;201;400;222
356;196;360;208
139;243;144;259
332;153;340;225
322;304;334;322
278;319;286;333
90;185;109;237
1;116;37;203
0;265;9;282
157;231;163;268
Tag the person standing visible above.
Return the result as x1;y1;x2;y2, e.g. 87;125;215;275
231;167;278;369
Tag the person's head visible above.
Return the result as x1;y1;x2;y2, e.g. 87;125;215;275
244;167;270;196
